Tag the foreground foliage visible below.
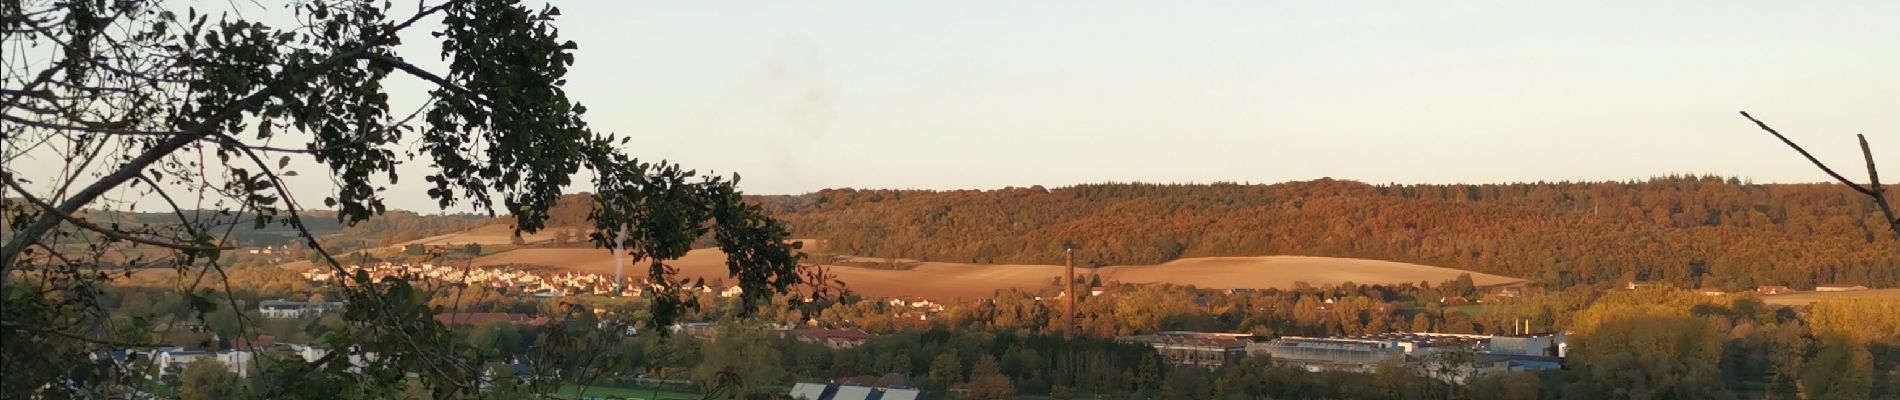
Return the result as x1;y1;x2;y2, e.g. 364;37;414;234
2;0;808;397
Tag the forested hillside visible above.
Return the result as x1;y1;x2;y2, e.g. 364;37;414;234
750;177;1900;290
0;197;493;263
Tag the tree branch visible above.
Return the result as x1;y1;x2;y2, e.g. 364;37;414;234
0;113;186;136
2;174;233;253
0;0;463;272
0;320;160;348
1857;134;1899;237
1738;111;1874;196
360;53;493;108
225;138;480;394
1741;111;1897;239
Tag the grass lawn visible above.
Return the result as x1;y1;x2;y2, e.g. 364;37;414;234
554;384;699;400
1451;304;1489;316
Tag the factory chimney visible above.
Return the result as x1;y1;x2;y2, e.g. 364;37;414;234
1063;245;1076;340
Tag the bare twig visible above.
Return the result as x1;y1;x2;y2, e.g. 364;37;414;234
0;113;186;137
227;137;481;395
2;174;233;252
0;320;159;348
1738;111;1873;196
1857;134;1900;236
1741;111;1898;238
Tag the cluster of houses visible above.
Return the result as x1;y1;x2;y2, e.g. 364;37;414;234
1118;329;1566;384
884;297;946;313
301;262;672;298
301;262;637;297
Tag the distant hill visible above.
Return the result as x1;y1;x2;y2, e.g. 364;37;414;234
468;248;1523;301
750;178;1900;291
9;203;491;254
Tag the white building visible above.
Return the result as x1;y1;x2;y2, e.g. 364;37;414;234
1816;284;1870;292
153;349;213;377
217;351;255;378
257;299;344;319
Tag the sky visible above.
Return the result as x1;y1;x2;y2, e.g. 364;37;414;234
10;1;1900;213
550;1;1898;193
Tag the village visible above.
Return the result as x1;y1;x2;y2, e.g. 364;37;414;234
302;262;658;298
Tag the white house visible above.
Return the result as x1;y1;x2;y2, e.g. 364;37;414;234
154;349;212;377
217;351;255;378
1816;284;1870;292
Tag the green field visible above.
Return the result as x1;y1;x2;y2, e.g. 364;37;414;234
554;384;699;400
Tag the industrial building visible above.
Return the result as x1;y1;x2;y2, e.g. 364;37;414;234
1488;331;1566;358
1250;337;1405;373
1116;332;1254;368
788;383;924;400
1251;332;1566;378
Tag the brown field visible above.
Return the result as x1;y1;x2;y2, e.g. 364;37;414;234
1096;256;1523;289
471;249;1525;301
1760;289;1900;306
86;267;213;288
395;223;561;247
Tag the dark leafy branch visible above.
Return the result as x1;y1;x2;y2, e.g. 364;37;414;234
5;0;813;397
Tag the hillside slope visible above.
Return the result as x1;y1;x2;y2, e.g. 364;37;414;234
751;178;1900;290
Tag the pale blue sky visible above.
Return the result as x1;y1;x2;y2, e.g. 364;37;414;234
544;1;1898;196
11;1;1900;214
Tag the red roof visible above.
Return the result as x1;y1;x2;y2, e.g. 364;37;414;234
231;335;276;349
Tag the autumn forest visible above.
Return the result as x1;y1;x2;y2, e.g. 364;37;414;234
750;176;1900;290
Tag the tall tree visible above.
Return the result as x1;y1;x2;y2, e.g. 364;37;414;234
693;322;786;398
1;0;810;396
968;354;1015;400
176;358;241;400
1805;333;1875;400
927;352;963;392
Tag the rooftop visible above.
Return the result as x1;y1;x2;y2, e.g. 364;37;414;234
1119;332;1254;349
